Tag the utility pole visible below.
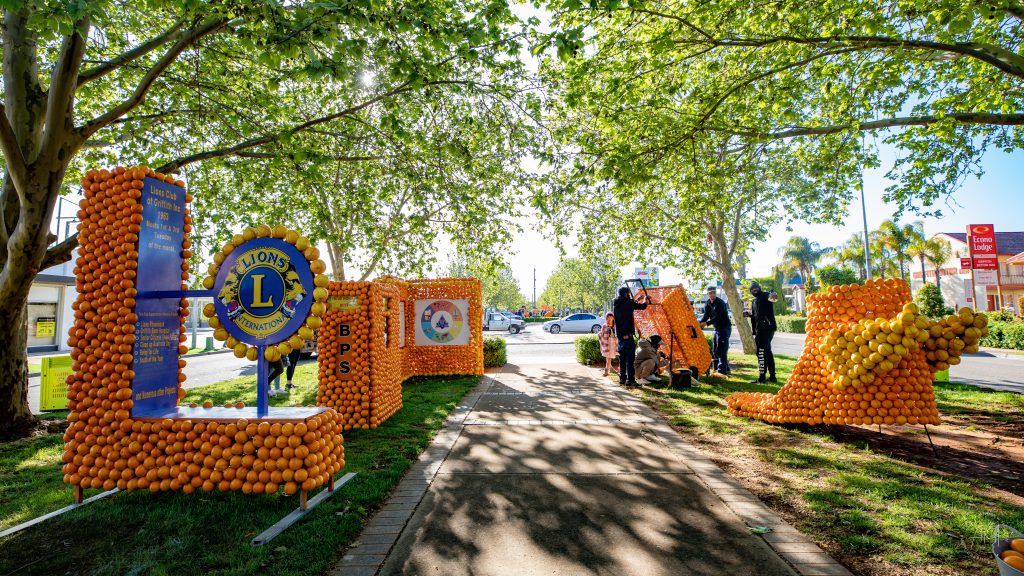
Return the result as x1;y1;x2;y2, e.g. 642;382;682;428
860;134;873;279
533;267;536;309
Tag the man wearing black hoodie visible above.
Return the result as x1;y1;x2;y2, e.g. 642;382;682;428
613;286;648;387
743;281;778;383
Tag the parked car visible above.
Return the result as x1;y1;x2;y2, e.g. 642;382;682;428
300;330;318;358
483;311;526;334
543;313;603;334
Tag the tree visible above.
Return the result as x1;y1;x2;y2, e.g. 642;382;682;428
778;236;831;289
817;264;861;288
445;256;526;311
876;220;924;280
539;0;1024;214
0;0;529;437
908;234;953;288
832;234;869;279
187;88;539;282
538;258;621;312
915;283;952;319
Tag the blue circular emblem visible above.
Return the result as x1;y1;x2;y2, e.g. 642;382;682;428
214;237;315;345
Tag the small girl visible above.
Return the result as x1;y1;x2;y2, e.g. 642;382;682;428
598;313;616;376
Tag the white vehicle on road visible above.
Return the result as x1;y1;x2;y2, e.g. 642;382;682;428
543;313;603;334
483;312;526;334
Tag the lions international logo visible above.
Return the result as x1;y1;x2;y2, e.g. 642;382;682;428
419;300;465;344
217;245;307;339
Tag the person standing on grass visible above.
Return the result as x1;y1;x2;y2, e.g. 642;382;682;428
598;312;616;376
613;286;648;387
744;281;778;384
284;348;302;390
699;286;732;376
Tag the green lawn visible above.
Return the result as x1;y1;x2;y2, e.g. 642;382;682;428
632;353;1024;576
0;363;478;575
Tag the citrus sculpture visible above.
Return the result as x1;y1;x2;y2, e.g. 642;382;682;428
727;279;988;426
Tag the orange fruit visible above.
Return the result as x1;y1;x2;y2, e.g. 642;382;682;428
1005;555;1024;572
1012;539;1024;555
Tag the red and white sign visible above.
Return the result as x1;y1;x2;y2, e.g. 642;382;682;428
960;257;973;269
967;224;999;280
975;270;998;285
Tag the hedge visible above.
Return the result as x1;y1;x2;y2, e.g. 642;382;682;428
575;335;604;365
524;317;552;323
483;336;507;367
775;316;808;333
979;321;1024;350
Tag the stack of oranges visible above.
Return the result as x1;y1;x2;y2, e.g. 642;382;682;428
726;279;988;427
200;225;329;361
317;281;402;430
401;277;485;376
660;287;713;375
64;167;345;497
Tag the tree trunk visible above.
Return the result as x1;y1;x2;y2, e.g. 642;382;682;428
719;273;755;354
919;256;926;289
0;302;37;439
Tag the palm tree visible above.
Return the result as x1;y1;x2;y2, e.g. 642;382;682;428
778;236;831;288
869;229;900;279
833;234;868;279
876;220;924;280
923;238;952;288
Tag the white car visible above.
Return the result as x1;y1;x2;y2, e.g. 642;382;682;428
543;313;603;334
483;312;526;334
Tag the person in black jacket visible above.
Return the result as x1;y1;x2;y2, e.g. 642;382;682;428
699;286;731;375
613;286;648;387
743;281;777;383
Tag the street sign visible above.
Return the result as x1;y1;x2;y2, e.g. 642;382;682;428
960;257;972;269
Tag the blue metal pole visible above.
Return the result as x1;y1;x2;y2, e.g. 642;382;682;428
256;345;268;418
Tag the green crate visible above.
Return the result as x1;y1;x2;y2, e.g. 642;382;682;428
39;355;73;411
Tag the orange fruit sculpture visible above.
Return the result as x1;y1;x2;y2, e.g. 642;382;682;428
316;277;484;430
727;279;988;426
63;167;345;497
633;286;713;376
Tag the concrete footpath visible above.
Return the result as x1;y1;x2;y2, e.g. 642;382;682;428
332;358;852;576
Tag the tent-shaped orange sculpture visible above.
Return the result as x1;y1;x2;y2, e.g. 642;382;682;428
633;286;713;376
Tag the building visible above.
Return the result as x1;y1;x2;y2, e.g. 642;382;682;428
910;231;1024;313
28;256;77;353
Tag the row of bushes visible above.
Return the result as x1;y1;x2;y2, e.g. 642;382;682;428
483;336;507;367
574;334;716;365
775;316;808;333
524;317;552;323
979;321;1024;350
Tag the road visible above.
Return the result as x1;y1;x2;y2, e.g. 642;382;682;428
25;325;1021;414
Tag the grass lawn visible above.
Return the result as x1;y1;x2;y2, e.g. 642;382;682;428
630;353;1024;576
0;363;478;576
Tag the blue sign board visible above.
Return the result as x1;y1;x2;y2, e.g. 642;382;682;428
132;177;186;418
214;237;314;346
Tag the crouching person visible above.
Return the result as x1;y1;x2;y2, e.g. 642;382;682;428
635;335;669;384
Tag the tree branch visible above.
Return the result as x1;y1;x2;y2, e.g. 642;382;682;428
40;233;78;269
0;106;31;202
706;35;1024;79
76;20;185;87
155;80;418;173
709;112;1024;140
40;17;91;169
80;18;228;138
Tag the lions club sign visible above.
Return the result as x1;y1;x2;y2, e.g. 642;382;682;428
414;299;469;346
215;238;314;345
